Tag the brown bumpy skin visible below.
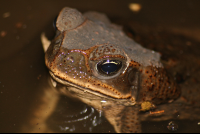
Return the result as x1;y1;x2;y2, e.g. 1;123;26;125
138;65;180;104
44;7;181;133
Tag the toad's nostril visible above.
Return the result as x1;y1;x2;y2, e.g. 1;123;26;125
53;15;58;31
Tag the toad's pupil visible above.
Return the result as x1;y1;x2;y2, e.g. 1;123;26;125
101;63;118;74
97;60;122;75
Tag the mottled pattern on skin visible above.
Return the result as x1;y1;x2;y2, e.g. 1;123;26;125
56;8;162;67
45;7;180;104
138;65;180;104
56;7;85;31
43;7;181;133
120;106;141;133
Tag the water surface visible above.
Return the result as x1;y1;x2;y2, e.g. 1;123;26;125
0;0;200;132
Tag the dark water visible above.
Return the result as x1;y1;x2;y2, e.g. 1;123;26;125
0;0;200;133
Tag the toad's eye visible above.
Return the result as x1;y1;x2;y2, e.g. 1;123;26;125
97;60;122;76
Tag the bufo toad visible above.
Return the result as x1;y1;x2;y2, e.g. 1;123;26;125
42;7;181;132
23;7;200;133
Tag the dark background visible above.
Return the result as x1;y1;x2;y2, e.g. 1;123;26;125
0;0;200;132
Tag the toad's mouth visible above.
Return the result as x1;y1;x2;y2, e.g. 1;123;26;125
49;71;136;105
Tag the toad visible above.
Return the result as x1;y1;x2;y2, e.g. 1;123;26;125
23;7;192;133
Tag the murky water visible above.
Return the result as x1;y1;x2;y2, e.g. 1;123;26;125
0;0;200;133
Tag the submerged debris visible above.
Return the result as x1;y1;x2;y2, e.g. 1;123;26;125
167;121;178;131
140;101;156;111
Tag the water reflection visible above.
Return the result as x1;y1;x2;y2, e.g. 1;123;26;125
47;98;102;132
167;121;178;131
19;73;114;133
1;1;200;133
